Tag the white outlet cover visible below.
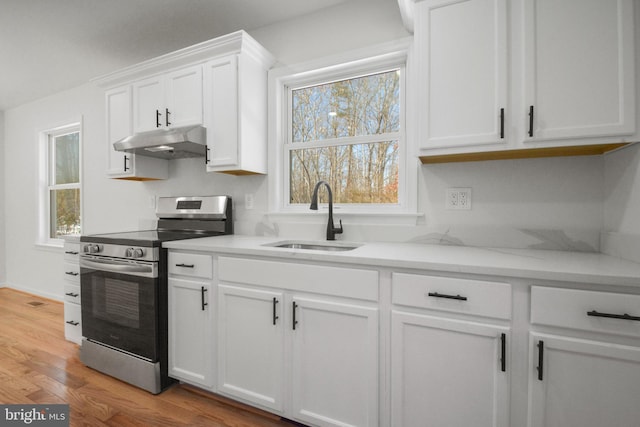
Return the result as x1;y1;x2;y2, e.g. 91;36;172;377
446;188;472;210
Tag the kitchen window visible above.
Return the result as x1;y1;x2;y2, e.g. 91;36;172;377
269;40;415;218
38;123;82;246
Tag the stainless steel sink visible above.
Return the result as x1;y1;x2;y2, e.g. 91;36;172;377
265;241;360;252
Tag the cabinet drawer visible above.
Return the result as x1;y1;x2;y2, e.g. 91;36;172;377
63;262;80;284
64;284;81;304
392;273;512;320
219;257;378;301
64;302;82;345
168;252;213;279
531;286;640;337
63;242;80;262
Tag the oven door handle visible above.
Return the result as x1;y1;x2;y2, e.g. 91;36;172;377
80;257;156;276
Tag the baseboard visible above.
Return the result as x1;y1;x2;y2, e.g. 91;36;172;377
1;283;63;303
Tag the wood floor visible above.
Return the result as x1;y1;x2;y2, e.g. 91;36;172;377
0;288;297;427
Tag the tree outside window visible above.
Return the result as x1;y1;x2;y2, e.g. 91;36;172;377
47;128;81;239
288;69;401;206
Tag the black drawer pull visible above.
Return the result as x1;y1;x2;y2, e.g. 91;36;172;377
66;320;79;326
65;271;79;276
499;108;505;139
292;301;298;330
587;310;640;322
500;333;506;372
64;251;78;255
537;340;544;381
428;292;467;301
65;292;79;298
201;286;208;311
273;297;279;325
175;263;195;268
528;105;534;137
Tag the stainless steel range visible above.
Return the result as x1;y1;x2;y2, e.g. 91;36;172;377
79;195;232;394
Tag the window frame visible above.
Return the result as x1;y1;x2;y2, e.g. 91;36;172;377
268;39;416;219
37;121;82;247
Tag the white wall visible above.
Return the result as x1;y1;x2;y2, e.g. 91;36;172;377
2;0;613;299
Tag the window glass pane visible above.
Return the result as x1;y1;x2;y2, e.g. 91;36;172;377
292;70;400;143
50;188;81;238
55;132;79;184
290;141;398;204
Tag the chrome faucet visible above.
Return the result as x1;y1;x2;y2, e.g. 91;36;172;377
310;181;343;241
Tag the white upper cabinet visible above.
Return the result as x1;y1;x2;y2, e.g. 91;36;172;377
204;37;274;175
414;0;638;162
95;30;273;178
105;85;168;180
522;0;636;143
415;0;508;150
132;64;203;133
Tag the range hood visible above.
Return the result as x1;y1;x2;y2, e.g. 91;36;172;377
113;125;206;159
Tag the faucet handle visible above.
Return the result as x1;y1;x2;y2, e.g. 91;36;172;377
334;219;343;235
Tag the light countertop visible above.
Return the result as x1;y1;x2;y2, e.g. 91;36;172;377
163;235;640;287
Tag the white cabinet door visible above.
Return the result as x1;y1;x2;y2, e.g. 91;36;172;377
391;311;510;427
168;278;213;389
529;333;640;427
523;0;635;142
416;0;508;150
290;296;379;427
217;284;285;412
106;86;133;176
165;65;203;129
204;55;239;169
132;75;165;133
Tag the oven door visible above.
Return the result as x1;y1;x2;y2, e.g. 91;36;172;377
80;255;159;361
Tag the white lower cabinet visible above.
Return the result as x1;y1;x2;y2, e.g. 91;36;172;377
391;273;511;427
528;333;640;427
528;286;640;427
217;256;379;427
217;284;285;411
391;312;510;427
168;277;213;389
290;296;379;427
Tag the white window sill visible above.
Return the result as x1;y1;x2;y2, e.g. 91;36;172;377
35;242;64;252
266;210;423;226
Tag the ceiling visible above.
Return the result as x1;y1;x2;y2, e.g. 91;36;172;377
0;0;354;112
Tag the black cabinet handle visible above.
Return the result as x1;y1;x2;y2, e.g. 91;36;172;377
65;272;79;276
587;310;640;322
123;155;130;172
292;301;298;330
205;147;211;165
427;292;467;301
273;297;279;325
64;251;78;255
165;108;171;127
66;320;79;326
201;286;208;311
500;333;507;372
65;292;79;297
528;105;534;137
500;108;505;139
175;263;195;268
537;340;544;381
156;109;162;128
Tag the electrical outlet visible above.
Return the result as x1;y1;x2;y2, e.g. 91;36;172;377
245;193;254;210
446;188;472;210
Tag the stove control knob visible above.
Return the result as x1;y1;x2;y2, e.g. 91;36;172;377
133;248;145;258
84;244;101;254
125;248;134;257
